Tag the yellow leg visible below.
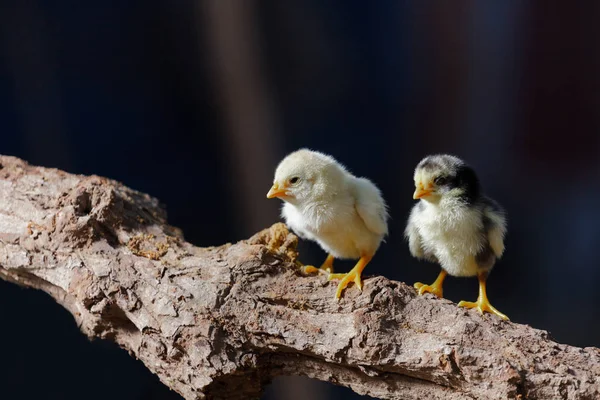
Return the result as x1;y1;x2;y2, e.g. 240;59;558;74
303;254;334;275
458;272;509;320
327;255;371;300
414;270;447;298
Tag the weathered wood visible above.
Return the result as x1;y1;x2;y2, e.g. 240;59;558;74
0;155;598;400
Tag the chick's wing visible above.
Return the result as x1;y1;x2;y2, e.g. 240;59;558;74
404;204;427;259
352;177;388;236
481;197;507;258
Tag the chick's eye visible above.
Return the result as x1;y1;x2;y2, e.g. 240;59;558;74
434;176;447;186
289;177;300;185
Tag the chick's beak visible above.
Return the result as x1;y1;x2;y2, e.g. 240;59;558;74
266;183;288;199
413;183;433;199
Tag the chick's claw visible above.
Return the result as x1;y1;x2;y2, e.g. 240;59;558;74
328;255;370;300
304;265;330;275
303;254;335;275
329;269;363;300
458;273;509;320
413;270;447;298
458;298;509;321
414;282;443;298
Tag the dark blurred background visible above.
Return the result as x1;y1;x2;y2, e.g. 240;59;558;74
1;1;599;399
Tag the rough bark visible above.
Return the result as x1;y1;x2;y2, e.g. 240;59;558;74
0;155;598;400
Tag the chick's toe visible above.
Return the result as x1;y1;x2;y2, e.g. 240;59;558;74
458;298;509;321
328;255;370;300
303;254;335;275
458;273;509;320
414;282;444;298
413;270;447;298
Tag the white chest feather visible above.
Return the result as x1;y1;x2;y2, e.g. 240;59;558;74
415;201;485;277
281;198;382;259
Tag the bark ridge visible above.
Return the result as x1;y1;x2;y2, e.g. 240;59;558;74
0;155;598;400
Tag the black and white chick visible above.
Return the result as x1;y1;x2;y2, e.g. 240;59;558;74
267;149;389;300
405;154;509;320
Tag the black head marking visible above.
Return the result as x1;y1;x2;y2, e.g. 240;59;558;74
417;157;442;171
449;165;480;204
416;155;482;204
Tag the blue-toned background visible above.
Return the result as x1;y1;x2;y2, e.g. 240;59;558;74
1;1;599;399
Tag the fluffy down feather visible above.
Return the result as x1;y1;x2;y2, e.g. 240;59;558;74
405;155;506;277
271;149;388;259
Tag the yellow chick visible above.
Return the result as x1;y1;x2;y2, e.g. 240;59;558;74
267;149;388;299
405;154;509;320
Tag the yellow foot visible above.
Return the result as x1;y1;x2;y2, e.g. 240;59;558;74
413;282;443;298
458;298;509;320
328;269;363;299
458;272;509;320
303;254;334;275
413;270;447;298
304;265;331;275
327;256;371;300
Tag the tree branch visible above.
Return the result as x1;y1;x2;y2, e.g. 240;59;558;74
0;155;598;400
